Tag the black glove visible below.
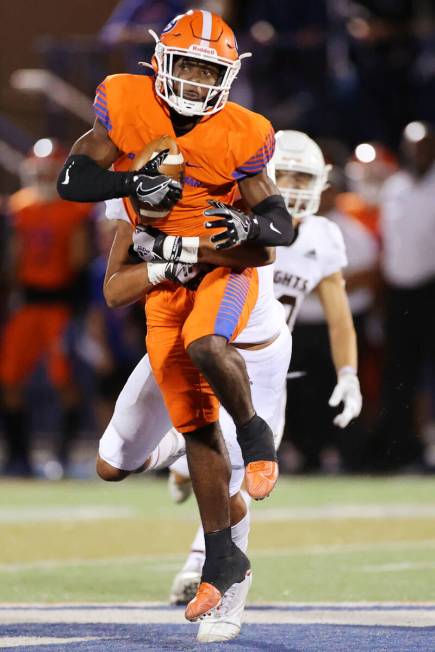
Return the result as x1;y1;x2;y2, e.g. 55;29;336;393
204;201;259;249
129;149;182;210
128;173;182;210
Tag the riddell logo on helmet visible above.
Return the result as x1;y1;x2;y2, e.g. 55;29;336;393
189;44;217;57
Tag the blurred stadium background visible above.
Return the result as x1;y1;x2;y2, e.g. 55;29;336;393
1;1;435;650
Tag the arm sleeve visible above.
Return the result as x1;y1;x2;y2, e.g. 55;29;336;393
250;195;294;246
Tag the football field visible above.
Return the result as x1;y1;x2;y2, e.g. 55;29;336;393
1;475;435;650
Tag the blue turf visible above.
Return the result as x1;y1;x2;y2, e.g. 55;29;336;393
1;623;435;652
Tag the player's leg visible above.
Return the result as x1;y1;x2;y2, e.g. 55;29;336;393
146;286;250;620
0;307;42;475
183;268;278;499
183;421;250;622
44;305;81;472
96;354;177;481
168;454;192;504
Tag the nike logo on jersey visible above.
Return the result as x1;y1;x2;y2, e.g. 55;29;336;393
185;161;201;168
270;223;282;234
304;249;317;259
61;161;74;185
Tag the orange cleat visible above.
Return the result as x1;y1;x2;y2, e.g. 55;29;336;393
185;582;222;622
245;460;279;500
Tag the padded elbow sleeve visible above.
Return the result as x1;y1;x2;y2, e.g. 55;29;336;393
251;195;294;246
57;154;133;202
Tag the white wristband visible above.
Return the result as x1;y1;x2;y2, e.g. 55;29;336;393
338;366;357;378
147;262;167;285
162;236;199;264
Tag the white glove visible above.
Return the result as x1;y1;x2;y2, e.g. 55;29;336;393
147;261;201;286
328;369;362;428
133;225;162;262
133;225;198;264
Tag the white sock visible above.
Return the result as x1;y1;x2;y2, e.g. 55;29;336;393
181;525;206;573
146;428;185;472
231;511;250;553
240;488;252;509
169;455;190;478
181;505;251;575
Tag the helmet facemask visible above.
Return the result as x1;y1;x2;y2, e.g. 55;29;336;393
275;168;329;219
152;41;241;117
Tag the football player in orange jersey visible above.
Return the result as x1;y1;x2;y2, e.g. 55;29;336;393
57;9;294;619
0;139;92;476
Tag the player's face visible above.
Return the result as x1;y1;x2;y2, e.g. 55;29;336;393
172;57;222;101
276;171;313;190
276;170;314;210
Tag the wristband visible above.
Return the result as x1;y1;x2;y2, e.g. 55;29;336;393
146;262;167;285
162;236;199;264
338;366;357;377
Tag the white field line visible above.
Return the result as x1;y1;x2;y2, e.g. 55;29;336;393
361;561;435;573
0;506;136;524
2;540;435;573
1;503;435;525
0;605;434;627
252;503;435;521
0;637;103;648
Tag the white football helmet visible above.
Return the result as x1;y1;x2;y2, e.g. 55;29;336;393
269;130;330;218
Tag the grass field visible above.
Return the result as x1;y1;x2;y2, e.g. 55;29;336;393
1;474;435;605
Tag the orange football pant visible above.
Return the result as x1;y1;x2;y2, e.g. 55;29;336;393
146;266;259;433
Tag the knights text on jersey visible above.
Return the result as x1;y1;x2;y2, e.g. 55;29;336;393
94;74;275;236
273;215;348;331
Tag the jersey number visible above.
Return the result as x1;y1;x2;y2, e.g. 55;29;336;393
279;295;297;327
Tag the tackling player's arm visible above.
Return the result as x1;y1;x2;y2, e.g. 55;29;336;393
132;224;274;269
315;271;362;428
315;271;357;372
104;220;199;308
56;119;181;208
204;169;294;249
103;220;151;308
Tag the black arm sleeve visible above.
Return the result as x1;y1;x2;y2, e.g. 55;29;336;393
57;154;134;202
250;195;294;246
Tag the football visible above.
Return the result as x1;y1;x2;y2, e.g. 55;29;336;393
130;135;184;221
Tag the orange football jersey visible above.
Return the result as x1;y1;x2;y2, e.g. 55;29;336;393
94;75;275;236
9;189;91;289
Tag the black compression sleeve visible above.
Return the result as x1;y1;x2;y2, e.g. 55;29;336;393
57;154;135;202
250;195;294;246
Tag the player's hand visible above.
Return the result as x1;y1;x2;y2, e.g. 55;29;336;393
204;201;255;249
136;149;170;176
130;173;182;210
132;225;167;262
164;261;201;285
147;260;201;286
328;371;362;428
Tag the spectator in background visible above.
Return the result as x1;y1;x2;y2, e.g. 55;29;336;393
373;121;435;470
0;139;92;477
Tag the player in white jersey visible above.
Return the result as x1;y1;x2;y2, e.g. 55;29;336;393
97;130;362;643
